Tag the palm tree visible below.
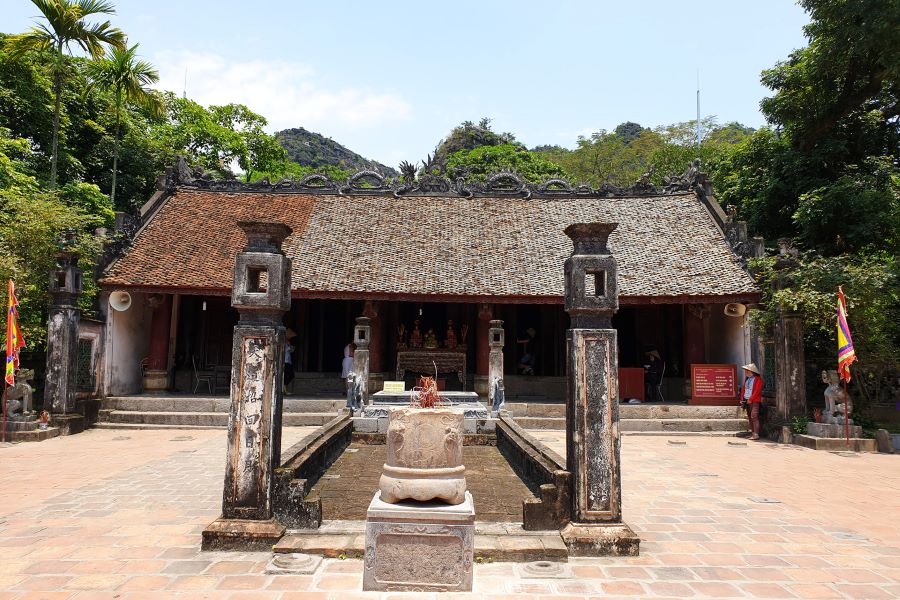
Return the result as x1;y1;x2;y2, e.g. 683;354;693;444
86;43;163;206
10;0;125;188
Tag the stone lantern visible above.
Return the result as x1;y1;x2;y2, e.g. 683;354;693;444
488;319;504;412
203;221;292;550
352;316;371;405
45;232;82;415
560;222;639;556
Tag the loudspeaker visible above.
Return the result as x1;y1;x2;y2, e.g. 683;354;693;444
109;290;132;312
724;303;746;317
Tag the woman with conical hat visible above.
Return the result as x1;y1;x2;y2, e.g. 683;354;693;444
739;362;763;440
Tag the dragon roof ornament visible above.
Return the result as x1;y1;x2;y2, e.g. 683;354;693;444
164;155;709;199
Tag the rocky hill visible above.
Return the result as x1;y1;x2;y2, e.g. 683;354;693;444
276;127;398;176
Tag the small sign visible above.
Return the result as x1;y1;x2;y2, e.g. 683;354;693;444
691;364;737;401
382;381;405;393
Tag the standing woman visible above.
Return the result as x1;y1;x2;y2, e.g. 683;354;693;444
739;363;764;440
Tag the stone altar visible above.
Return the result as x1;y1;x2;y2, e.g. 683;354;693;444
364;405;475;591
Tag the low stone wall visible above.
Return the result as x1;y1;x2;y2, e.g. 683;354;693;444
496;415;571;530
273;414;352;529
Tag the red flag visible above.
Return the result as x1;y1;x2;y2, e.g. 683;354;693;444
837;286;856;383
5;279;25;385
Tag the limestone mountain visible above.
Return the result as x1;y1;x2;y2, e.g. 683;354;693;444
276;127;398;176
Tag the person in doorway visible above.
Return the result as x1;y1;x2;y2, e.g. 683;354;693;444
517;327;537;375
341;342;356;393
643;348;665;402
739;362;764;440
283;328;297;394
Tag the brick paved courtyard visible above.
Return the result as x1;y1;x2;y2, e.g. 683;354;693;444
1;427;899;599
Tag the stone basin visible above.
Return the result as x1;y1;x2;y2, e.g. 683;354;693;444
378;406;467;505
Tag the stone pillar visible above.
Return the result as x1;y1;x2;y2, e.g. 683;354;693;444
488;319;505;412
474;304;493;395
143;294;172;392
559;223;639;556
45;238;82;416
353;317;371;405
773;238;806;423
203;221;292;551
363;301;383;393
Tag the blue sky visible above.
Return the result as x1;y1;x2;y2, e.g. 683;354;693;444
6;1;811;168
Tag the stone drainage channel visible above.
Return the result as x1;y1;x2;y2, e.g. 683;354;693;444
267;412;570;563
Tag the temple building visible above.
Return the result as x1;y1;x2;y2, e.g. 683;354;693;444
97;161;760;404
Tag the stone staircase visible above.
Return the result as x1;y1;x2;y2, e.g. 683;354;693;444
505;402;749;436
97;396;345;430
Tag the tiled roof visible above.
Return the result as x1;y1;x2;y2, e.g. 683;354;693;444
101;189;759;302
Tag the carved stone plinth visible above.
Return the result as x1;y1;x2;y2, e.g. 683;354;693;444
560;523;640;556
363;491;474;592
379;407;466;504
201;518;286;551
142;369;168;393
806;422;863;439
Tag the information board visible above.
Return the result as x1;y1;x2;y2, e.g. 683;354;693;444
691;364;737;401
382;381;405;393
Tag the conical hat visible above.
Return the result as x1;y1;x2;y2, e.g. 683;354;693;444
741;362;761;375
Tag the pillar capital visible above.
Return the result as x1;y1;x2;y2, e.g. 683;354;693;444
564;222;619;329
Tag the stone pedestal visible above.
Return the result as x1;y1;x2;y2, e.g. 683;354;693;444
561;222;639;556
142;369;168;393
203;221;292;551
363;491;474;592
807;422;862;439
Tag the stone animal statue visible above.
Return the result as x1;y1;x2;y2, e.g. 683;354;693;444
822;369;851;425
491;376;505;413
346;372;362;411
6;368;35;417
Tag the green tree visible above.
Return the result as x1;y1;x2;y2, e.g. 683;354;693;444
760;0;900;152
8;0;125;188
432;118;521;165
444;144;569;183
85;42;162;206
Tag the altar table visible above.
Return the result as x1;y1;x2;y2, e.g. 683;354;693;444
396;349;467;390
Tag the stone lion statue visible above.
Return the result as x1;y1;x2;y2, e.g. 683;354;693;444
822;369;851;425
6;368;35;417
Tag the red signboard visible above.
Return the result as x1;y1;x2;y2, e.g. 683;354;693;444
691;364;737;404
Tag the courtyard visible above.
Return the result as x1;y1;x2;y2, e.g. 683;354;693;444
1;429;898;599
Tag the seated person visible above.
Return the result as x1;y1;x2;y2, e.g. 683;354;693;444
517;327;537;375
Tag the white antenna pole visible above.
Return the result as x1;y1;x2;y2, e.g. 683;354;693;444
183;68;187;99
696;69;701;147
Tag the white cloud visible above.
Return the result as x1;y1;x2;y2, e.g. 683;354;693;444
151;50;412;133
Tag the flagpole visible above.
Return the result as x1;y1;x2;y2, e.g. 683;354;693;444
843;377;850;447
1;381;7;443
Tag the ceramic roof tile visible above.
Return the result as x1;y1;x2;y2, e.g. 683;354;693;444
101;189;759;301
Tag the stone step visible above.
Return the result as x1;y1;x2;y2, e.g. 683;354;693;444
505;402;745;419
101;410;337;428
513;415;749;433
102;396;344;413
3;427;61;442
94;422;223;431
621;430;747;437
275;529;567;563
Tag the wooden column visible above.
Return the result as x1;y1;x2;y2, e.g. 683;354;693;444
474;303;493;396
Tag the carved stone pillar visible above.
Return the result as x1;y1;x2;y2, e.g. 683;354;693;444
353;317;371;405
773;238;806;424
144;293;172;392
559;223;639;556
474;303;493;396
203;221;292;551
362;301;383;393
488;319;504;412
45;239;81;415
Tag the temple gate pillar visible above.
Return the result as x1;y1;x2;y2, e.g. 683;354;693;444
362;301;383;393
474;303;493;396
45;236;81;416
488;319;504;412
353;317;371;405
559;223;639;556
143;293;172;392
773;239;806;424
202;221;292;550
